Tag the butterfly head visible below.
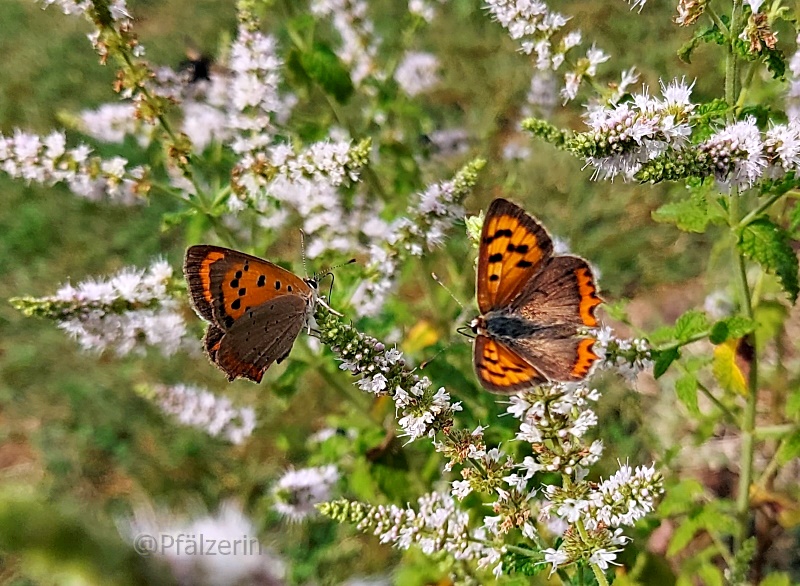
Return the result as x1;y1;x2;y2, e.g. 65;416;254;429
469;315;487;336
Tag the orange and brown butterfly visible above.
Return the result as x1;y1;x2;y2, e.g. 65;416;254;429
183;245;319;383
470;198;603;394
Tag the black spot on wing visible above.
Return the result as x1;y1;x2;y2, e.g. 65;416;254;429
257;275;266;287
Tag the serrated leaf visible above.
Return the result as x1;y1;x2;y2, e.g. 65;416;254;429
674;310;710;343
760;573;792;586
677;24;726;64
713;340;747;396
738;218;799;303
777;430;800;465
763;47;787;80
653;347;680;379
652;193;711;233
709;316;755;344
676;373;700;416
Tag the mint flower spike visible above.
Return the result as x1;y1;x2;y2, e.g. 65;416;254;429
314;306;461;443
351;157;485;317
138;383;256;445
0;130;149;204
10;259;188;357
318;492;507;578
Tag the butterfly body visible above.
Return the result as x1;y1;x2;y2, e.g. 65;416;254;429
184;245;318;383
472;199;602;394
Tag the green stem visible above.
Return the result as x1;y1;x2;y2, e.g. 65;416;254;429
753;424;797;439
656;330;711;352
706;6;730;35
696;378;737;424
739;189;788;228
756;438;785;486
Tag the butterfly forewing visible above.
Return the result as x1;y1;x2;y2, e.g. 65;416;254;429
185;245;312;329
216;295;310;383
184;245;318;383
477;198;554;313
474;335;548;393
510;256;602;328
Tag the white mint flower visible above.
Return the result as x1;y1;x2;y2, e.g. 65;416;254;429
149;384;256;444
273;465;340;521
699;116;765;188
127;501;285;586
394;51;440;97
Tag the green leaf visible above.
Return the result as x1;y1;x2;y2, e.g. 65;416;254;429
292;42;354;103
674;310;710;343
713;341;747;396
658;479;705;516
760;572;792;586
272;360;309;398
696;563;724;586
786;388;800;419
675;373;700;416
652;192;711;233
667;515;703;555
653;347;680;379
709;316;755;344
777;430;800;465
739;104;772;128
677;24;726;64
738;218;799;303
791;198;800;233
763;47;787;80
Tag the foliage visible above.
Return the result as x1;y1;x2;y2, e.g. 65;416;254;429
2;0;800;584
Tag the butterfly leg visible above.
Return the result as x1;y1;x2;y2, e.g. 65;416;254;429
317;296;343;317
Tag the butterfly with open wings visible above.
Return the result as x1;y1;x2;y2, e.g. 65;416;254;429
470;198;603;393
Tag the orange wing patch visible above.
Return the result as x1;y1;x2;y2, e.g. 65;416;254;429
219;259;310;321
575;267;602;327
477;199;554;312
474;335;546;393
571;338;599;378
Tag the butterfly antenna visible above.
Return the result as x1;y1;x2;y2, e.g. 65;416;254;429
299;229;309;278
431;273;466;310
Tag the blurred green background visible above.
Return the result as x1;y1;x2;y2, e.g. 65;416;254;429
0;0;766;584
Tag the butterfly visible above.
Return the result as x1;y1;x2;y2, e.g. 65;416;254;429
183;245;319;383
470;198;602;393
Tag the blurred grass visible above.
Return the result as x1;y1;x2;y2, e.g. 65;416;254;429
0;0;730;583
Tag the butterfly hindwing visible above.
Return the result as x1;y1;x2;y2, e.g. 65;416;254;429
184;244;312;329
215;295;310;383
477;198;554;314
474;335;548;393
502;326;600;382
510;256;602;328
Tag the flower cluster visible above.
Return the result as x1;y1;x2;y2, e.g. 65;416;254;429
394;51;441;97
484;0;611;102
311;0;379;85
698;117;765;188
0;130;149;204
11;259;186;356
788;34;800;119
316;307;461;442
144;384;256;445
594;326;653;381
508;382;605;474
571;77;695;180
540;464;663;573
319;492;506;578
227;26;293;157
127;501;285;586
273;465;340;521
350;158;484;316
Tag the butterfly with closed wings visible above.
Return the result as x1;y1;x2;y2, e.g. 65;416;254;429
184;245;319;383
471;198;603;393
